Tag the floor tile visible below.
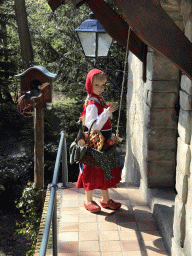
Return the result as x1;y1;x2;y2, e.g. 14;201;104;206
79;253;101;256
116;212;136;223
60;215;78;223
144;238;167;252
141;231;161;241
121;240;143;251
119;230;139;241
58;242;78;253
102;252;123;256
79;231;99;241
97;212;116;223
79;214;97;223
118;221;138;231
62;200;79;208
98;222;118;231
79;222;98;231
60;223;79;232
61;209;80;215
62;207;79;212
59;232;78;242
123;252;145;256
100;241;121;252
99;231;119;240
79;241;100;252
146;250;169;255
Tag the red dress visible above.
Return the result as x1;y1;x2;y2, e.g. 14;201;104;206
76;96;121;191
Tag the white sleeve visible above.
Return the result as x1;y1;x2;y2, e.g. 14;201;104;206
85;104;111;131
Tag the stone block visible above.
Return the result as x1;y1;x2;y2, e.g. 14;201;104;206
173;195;185;246
147;51;180;81
171;238;187;256
143;145;176;162
184;13;192;42
181;74;192;95
181;0;192;25
175;167;188;203
145;79;179;93
161;1;184;30
184;203;192;254
145;90;178;108
186;175;192;207
144;127;177;151
176;137;191;176
144;103;177;129
178;108;191;145
180;90;192;110
146;161;175;187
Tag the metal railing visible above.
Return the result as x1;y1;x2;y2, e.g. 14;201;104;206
39;131;68;256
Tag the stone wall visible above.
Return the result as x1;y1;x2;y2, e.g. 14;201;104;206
121;53;144;184
122;0;192;254
123;49;180;188
123;0;182;188
172;1;192;255
144;48;180;187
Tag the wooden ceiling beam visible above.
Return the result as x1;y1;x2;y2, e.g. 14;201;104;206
114;0;192;80
87;0;145;62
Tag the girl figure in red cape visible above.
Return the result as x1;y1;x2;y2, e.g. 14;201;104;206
76;68;121;213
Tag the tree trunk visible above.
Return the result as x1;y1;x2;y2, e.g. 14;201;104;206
14;0;34;69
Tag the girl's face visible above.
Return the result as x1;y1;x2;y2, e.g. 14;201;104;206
92;79;107;96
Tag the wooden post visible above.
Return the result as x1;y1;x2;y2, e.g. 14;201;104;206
34;108;44;190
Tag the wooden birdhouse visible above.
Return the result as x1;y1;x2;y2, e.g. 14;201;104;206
15;65;57;109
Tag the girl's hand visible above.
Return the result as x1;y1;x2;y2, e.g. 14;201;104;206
111;134;123;143
108;103;118;113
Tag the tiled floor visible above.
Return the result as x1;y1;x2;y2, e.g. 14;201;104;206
48;183;169;256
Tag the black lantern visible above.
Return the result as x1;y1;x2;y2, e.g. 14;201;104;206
75;12;112;65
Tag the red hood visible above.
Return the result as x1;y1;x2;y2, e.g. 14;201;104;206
85;68;102;95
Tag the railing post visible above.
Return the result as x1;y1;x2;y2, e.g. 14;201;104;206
52;195;57;256
39;131;67;256
62;131;68;188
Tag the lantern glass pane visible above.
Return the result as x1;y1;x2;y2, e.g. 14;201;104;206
77;31;96;57
98;33;112;57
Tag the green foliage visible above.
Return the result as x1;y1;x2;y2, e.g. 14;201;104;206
0;155;32;206
0;1;20;103
16;182;44;256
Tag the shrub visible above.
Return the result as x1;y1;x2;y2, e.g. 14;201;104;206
16;182;44;256
0;155;33;207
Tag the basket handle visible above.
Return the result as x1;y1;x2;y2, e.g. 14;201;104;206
86;120;96;146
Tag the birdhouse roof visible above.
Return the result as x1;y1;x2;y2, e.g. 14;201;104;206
14;65;57;79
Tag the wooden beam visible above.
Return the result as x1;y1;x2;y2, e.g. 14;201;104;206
114;0;192;81
34;108;44;190
87;0;145;62
71;0;86;7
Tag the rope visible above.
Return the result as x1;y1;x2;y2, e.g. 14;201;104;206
116;26;131;137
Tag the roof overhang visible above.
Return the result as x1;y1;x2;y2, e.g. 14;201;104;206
46;0;192;81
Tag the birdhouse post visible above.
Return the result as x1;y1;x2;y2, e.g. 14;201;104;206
15;66;57;190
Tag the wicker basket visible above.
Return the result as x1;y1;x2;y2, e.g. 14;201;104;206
78;120;103;168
